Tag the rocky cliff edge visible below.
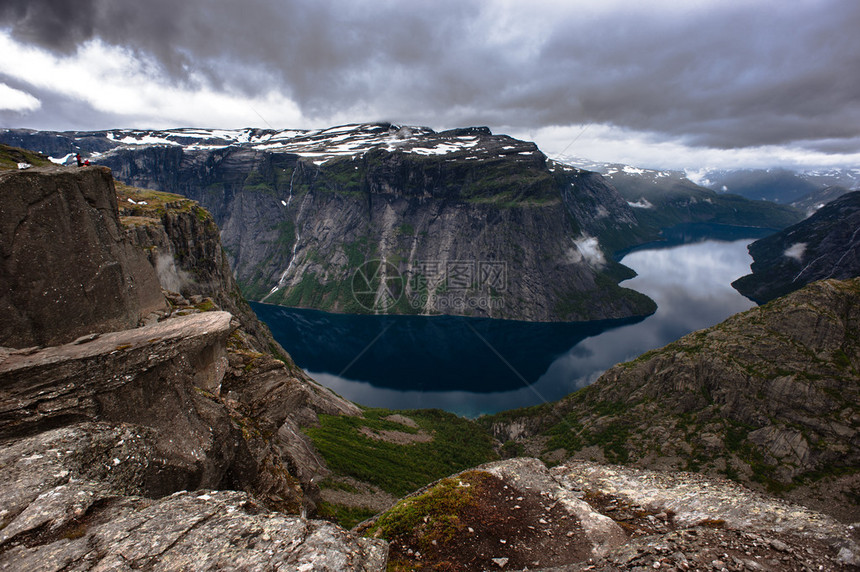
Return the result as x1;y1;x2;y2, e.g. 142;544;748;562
360;457;859;570
0;164;380;569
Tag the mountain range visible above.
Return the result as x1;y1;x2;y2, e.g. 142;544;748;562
561;155;859;211
0;125;802;323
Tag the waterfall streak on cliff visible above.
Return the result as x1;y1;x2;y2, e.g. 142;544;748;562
824;225;860;279
262;192;311;302
286;167;297;208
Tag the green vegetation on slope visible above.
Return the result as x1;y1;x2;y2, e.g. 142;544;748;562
304;408;498;498
0;144;52;170
608;174;803;232
115;181;215;224
363;470;495;571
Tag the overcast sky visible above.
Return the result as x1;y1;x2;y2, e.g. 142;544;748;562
1;0;858;170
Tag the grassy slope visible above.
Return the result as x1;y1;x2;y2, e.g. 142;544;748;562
304;408;498;527
0;144;52;170
478;278;860;519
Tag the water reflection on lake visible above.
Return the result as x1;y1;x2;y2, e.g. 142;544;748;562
251;239;756;417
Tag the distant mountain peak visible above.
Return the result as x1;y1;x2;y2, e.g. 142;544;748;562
10;123;537;167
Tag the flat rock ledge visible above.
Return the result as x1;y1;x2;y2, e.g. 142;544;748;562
0;312;232;438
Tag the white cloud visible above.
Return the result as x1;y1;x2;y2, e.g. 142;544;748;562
0;82;40;112
0;32;303;129
574;235;605;267
784;243;806;262
627;199;653;209
512;123;860;171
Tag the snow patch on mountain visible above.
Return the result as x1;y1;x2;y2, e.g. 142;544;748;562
48;153;75;165
96;124;509;161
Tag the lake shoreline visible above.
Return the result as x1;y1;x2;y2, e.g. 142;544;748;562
251;232;761;417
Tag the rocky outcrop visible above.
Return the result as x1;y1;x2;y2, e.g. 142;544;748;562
360;457;858;571
733;191;860;303
117;183;287;358
0;311;230;438
0;312;308;506
481;278;860;521
0;311;387;569
0;161;383;568
0;424;386;571
0;166;165;347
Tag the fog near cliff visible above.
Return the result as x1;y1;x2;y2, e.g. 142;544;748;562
1;0;859;169
155;253;192;294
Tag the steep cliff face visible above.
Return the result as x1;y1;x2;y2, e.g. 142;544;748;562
0;166;166;347
733;191;860;303
481;278;860;522
116;182;286;357
3;125;658;321
99;128;654;321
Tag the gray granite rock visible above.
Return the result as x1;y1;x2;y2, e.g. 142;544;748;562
0;489;386;571
0;312;231;440
0;166;165;348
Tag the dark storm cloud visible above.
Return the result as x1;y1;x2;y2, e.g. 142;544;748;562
0;0;98;53
1;0;859;153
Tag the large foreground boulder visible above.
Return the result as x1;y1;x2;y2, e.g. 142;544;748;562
0;166;165;348
0;424;386;571
360;457;858;571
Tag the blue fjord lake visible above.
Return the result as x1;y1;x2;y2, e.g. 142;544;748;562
251;232;762;417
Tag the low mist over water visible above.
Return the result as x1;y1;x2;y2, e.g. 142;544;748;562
252;238;756;417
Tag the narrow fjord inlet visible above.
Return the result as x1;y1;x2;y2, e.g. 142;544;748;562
252;236;758;416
